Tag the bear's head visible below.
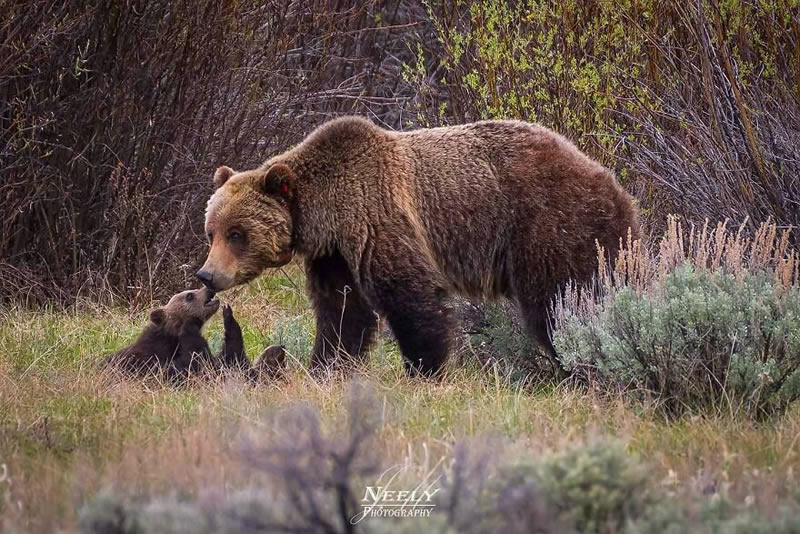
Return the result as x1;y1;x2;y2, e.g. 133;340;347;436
150;287;220;334
197;164;295;291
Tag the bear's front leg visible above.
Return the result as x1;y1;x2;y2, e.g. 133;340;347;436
176;322;213;380
365;238;454;378
221;303;249;371
306;251;379;373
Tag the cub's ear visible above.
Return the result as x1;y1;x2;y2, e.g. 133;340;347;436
213;166;235;189
149;308;167;326
259;164;296;203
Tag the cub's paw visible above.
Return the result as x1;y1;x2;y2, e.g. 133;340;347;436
222;303;235;325
250;345;287;383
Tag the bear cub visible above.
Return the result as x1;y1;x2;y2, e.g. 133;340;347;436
103;287;284;382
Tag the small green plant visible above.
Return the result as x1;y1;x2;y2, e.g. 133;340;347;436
536;440;652;533
466;302;540;382
267;313;315;365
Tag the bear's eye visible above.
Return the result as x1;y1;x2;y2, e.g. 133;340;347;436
185;293;195;302
228;230;244;242
206;232;213;243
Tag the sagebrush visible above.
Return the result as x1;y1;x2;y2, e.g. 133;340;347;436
554;218;800;418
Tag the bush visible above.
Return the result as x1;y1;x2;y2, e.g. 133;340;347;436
628;500;800;534
407;0;800;246
555;218;800;419
536;440;652;533
1;0;434;306
462;300;563;385
437;438;562;533
721;507;800;534
440;439;652;533
79;438;652;534
75;383;800;533
267;312;315;366
77;490;139;534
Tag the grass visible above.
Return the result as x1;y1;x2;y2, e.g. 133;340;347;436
2;262;800;532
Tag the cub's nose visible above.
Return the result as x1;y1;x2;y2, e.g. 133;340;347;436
195;269;215;289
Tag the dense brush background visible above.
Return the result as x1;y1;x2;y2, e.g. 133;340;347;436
2;0;798;305
2;1;800;533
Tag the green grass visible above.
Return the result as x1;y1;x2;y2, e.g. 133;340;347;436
2;267;800;532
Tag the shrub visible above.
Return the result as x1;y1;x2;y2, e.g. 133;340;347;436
137;500;209;534
76;385;799;534
555;218;800;418
408;0;800;246
628;500;800;534
437;438;659;533
462;300;563;385
536;440;652;533
79;437;652;534
1;0;434;306
77;490;139;534
722;506;800;534
438;439;563;533
267;312;315;366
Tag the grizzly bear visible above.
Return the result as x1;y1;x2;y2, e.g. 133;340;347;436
197;117;639;377
103;287;250;381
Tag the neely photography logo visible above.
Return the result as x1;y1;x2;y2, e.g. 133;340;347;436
350;465;441;524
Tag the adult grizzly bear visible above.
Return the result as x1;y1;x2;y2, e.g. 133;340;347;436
198;117;639;377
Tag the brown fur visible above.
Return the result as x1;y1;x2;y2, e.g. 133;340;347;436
200;117;640;377
102;288;250;381
249;345;287;382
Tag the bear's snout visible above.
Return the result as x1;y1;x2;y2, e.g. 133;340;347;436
195;269;215;289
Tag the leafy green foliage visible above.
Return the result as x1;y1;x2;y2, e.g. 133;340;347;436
536;440;652;533
266;313;315;366
409;0;800;245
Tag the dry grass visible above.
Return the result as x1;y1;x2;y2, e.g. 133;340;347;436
4;360;800;531
558;217;799;321
2;222;800;531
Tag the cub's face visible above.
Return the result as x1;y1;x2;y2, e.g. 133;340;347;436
150;287;219;332
197;164;295;292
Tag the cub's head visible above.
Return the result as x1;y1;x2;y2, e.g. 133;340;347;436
197;164;295;291
150;287;220;333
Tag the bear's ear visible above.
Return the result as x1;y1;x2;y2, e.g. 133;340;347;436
213;166;235;189
259;164;296;203
150;308;167;326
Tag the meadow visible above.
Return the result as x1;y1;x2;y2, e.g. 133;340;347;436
2;220;800;533
2;2;799;531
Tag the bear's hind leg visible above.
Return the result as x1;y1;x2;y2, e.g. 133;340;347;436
508;246;570;380
516;299;569;380
306;251;379;373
